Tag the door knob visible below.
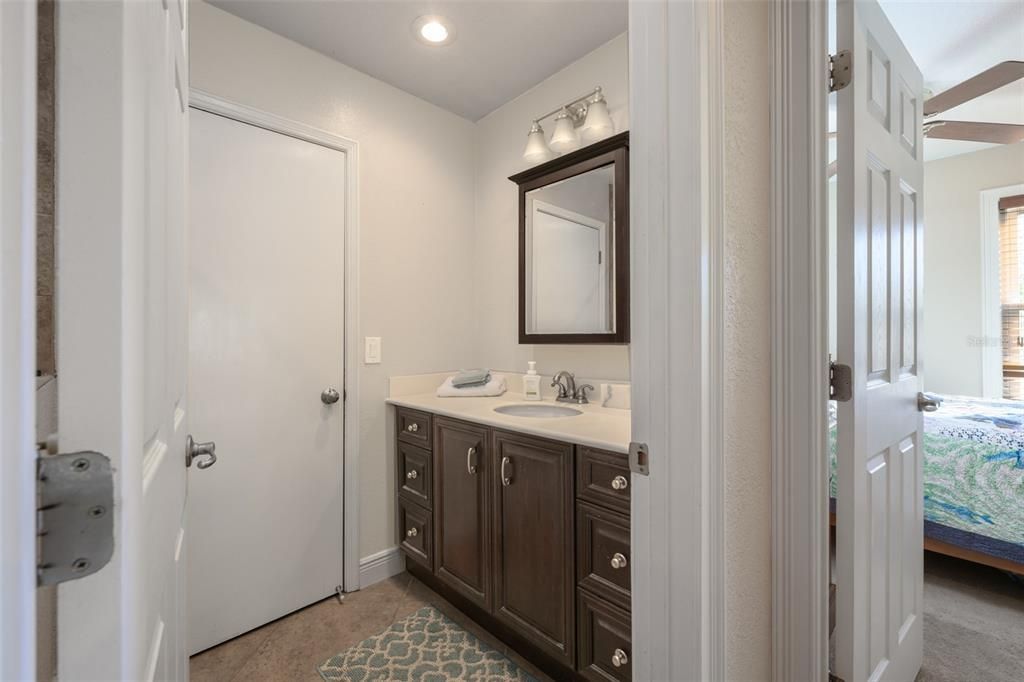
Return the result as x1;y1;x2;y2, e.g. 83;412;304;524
321;387;341;405
917;392;940;413
186;435;217;470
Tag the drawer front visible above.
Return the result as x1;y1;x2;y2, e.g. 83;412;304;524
397;408;432;449
398;442;432;509
398;497;433;569
577;501;630;609
576;447;630;514
577;589;632;682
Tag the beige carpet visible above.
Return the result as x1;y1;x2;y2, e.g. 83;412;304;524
916;552;1024;682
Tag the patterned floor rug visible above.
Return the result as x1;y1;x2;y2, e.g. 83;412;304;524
317;605;539;681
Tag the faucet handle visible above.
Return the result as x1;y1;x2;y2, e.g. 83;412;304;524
575;384;595;404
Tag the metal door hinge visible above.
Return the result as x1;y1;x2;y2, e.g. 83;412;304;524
829;50;852;92
830;361;853;402
628;441;649;476
37;451;115;586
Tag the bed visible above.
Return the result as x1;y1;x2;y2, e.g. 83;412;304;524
829;394;1024;574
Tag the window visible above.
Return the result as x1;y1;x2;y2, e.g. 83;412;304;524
999;194;1024;400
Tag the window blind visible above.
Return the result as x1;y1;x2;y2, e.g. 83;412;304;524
998;195;1024;400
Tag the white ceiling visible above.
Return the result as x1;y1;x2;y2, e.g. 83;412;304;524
207;0;628;121
879;0;1024;160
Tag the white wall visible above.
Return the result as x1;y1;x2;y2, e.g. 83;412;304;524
190;1;479;560
923;143;1024;396
723;0;772;677
473;34;631;381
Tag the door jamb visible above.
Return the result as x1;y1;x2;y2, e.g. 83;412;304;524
188;89;363;591
0;1;38;679
628;0;726;678
769;0;830;679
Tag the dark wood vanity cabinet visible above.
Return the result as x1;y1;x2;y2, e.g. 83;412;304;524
394;406;631;680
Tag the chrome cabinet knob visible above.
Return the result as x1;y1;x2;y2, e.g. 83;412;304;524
611;475;628;490
185;435;217;470
406;469;419;480
406;527;418;538
610;552;628;570
612;648;629;668
321;387;341;405
406;422;419;433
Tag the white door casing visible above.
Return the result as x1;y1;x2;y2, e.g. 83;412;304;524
187;108;346;654
0;1;37;679
835;1;925;680
56;1;190;679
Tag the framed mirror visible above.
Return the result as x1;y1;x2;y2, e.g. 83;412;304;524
509;132;628;344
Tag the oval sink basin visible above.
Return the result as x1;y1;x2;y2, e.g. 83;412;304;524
493;404;583;418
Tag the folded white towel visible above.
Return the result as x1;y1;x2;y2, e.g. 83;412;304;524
437;374;507;398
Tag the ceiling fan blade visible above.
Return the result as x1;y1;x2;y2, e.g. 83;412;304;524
923;61;1024;117
923;120;1024;144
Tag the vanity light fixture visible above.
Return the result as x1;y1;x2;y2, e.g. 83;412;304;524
412;15;456;46
521;86;613;162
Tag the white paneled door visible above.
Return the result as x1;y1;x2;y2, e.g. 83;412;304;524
56;1;190;679
187;108;346;654
835;0;925;680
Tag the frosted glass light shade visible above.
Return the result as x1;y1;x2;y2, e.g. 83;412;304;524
548;110;581;154
523;122;553;164
580;98;614;143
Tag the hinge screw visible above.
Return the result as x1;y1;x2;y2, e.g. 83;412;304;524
71;558;90;572
71;458;90;472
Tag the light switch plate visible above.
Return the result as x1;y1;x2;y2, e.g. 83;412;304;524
364;337;381;364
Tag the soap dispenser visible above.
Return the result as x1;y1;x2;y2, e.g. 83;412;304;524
523;361;542;401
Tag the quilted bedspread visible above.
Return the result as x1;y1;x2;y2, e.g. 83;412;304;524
829;394;1024;564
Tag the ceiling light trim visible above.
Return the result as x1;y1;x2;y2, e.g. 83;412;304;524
411;15;456;47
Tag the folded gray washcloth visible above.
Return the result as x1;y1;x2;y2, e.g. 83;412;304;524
451;368;491;388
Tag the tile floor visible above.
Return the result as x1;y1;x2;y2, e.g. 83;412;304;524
189;572;552;682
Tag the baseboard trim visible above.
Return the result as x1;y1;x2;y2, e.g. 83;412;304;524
358;547;404;589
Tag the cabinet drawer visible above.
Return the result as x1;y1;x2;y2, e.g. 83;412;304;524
576;447;630;514
398;497;433;570
397;408;432;449
577;589;632;681
577;501;630;609
397;442;432;509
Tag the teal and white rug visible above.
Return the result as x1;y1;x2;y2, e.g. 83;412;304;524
317;605;538;681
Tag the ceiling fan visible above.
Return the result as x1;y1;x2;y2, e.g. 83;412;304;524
922;60;1024;144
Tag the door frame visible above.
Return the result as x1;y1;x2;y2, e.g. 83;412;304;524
188;89;363;591
0;1;37;679
769;0;831;679
628;0;726;678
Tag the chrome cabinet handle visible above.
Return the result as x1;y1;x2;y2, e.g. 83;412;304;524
185;435;217;470
610;552;627;570
611;475;628;490
321;387;340;405
467;447;478;474
611;648;628;668
501;456;513;487
406;469;418;480
406;422;419;433
406;527;418;538
917;392;941;413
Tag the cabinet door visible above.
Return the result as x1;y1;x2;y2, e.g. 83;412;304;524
491;430;575;666
434;418;491;609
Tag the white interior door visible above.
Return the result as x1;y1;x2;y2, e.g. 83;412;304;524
835;0;925;680
187;108;346;654
56;0;190;679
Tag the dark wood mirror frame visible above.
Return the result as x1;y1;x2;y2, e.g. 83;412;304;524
508;131;629;345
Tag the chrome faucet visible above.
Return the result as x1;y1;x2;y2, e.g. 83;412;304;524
551;371;595;405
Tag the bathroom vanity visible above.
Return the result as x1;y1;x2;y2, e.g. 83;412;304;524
391;397;632;681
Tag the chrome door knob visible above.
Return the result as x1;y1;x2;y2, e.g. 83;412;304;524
612;648;629;668
611;475;628;490
610;552;628;570
186;435;217;470
321;387;341;405
917;392;940;413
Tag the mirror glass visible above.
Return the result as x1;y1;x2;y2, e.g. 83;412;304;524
525;164;615;335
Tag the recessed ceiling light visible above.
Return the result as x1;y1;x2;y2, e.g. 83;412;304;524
412;15;455;46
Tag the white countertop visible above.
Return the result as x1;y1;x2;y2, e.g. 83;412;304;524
386;391;631;454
